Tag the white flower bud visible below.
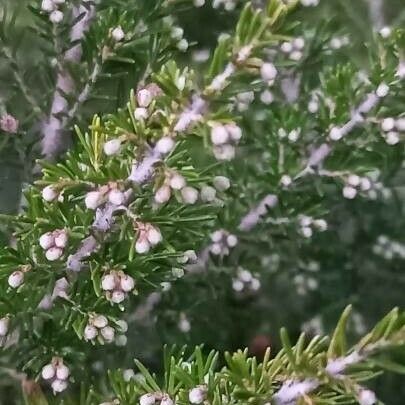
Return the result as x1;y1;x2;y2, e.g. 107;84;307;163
238;269;252;282
171;27;183;40
49;10;64;24
213;176;230;191
46;247;63;261
155;185;171;204
111;26;125;42
280;175;292;187
42;185;58;202
213;144;235;160
360;177;372;191
101;274;116;291
329;126;343;141
120;274;135;292
226;124;242;141
111;290;125;304
137;89;153;107
104;139;121;156
161;395;174;405
147;227;162;246
134;107;149;120
260;63;278;81
56;364;70;380
301;226;313;238
194;0;205;6
313;219;328;231
51;379;68;393
343;186;357;199
54;230;68;248
156;137;175;154
123;369;135;381
293;37;305;50
108;189;125;206
281;42;293;53
39;232;55;250
358;389;377;405
289;51;303;61
211;125;229;145
8;271;24;288
116;320;128;333
41;364;55;380
211;230;223;242
175;75;186;91
347;174;360;187
189;386;207;404
0;317;9;336
210;243;222;255
381;117;395;132
200;186;216;202
288;129;300;142
135;239;150;254
84;324;98;340
85;191;103;210
116;334;127;346
308;100;319;113
41;0;54;12
260;90;274;105
101;326;115;342
170;174;186;190
139;393;157;405
177;39;189;52
232;279;244;292
181;187;199;204
379;26;391;38
386;131;400;145
226;234;238;247
376;83;389;98
395;117;405;131
93;315;108;329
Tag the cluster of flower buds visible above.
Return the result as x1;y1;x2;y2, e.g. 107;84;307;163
294;273;319;296
234;91;254;112
380;116;405;145
280;37;305;61
260;62;278;86
298;215;328;238
342;174;373;200
0;113;19;133
232;268;261;293
278;127;301;143
154;170;187;204
111;26;125;42
170;26;188;52
39;229;68;261
210;229;238;256
41;357;70;394
84;314;117;343
373;235;405;260
212;0;236;10
177;250;198;265
210;122;242;161
0;317;10;338
133;84;161;122
41;0;65;24
139;392;174;405
101;270;135;304
85;182;125;209
134;222;162;254
189;385;208;404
